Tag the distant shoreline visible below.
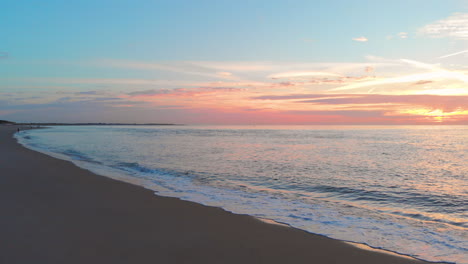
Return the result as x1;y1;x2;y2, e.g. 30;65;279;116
14;123;182;126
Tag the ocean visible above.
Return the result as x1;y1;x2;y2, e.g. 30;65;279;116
15;125;467;263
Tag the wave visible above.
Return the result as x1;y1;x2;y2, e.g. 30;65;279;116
59;149;101;164
105;161;468;229
311;185;463;211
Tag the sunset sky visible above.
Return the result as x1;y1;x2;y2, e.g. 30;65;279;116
2;0;467;124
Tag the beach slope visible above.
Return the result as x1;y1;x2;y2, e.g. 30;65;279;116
0;126;432;264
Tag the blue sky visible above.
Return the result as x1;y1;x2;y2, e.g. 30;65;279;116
3;0;462;61
1;0;467;124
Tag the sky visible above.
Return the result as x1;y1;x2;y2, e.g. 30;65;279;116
1;0;468;124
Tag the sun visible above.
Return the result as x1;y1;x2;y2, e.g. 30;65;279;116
400;108;468;123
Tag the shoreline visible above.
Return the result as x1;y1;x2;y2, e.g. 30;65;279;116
1;125;441;264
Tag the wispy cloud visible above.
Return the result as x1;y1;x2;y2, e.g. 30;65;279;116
398;32;408;39
268;71;342;79
95;59;239;80
438;49;468;59
252;94;350;100
127;87;243;97
413;80;433;85
6;77;202;87
190;61;393;75
385;33;408;40
298;94;468;110
74;91;105;95
249;93;468;124
329;71;465;92
353;37;368;42
329;58;468;92
217;71;232;77
252;93;468;110
419;13;468;40
402;59;468;82
188;61;278;72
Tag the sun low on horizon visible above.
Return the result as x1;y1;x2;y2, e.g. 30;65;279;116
1;0;467;125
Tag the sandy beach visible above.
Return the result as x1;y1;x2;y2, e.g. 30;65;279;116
0;125;434;264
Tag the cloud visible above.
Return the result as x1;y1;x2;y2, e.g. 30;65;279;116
413;80;433;85
268;71;342;79
385;33;408;40
438;49;468;59
55;96;122;104
217;71;232;77
252;94;346;100
189;61;395;75
329;72;460;92
127;89;172;96
401;59;468;82
285;109;386;118
9;77;204;89
95;59;238;80
329;58;468;92
188;61;277;72
251;93;468;119
298;94;468;110
398;32;408;39
74;91;104;95
419;13;468;40
127;87;243;97
278;82;297;87
353;37;368;42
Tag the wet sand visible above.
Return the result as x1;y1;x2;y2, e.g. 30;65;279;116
0;125;433;264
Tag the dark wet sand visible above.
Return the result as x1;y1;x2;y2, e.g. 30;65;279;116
0;125;433;264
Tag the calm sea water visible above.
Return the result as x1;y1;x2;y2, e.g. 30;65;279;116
16;125;467;263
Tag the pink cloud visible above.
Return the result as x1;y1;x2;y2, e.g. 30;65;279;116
252;94;353;100
253;93;468;113
353;37;368;42
217;71;233;77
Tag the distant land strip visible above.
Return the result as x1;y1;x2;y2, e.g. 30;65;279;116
0;120;181;126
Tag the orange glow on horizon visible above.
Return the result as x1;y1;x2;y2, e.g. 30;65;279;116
398;108;468;123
